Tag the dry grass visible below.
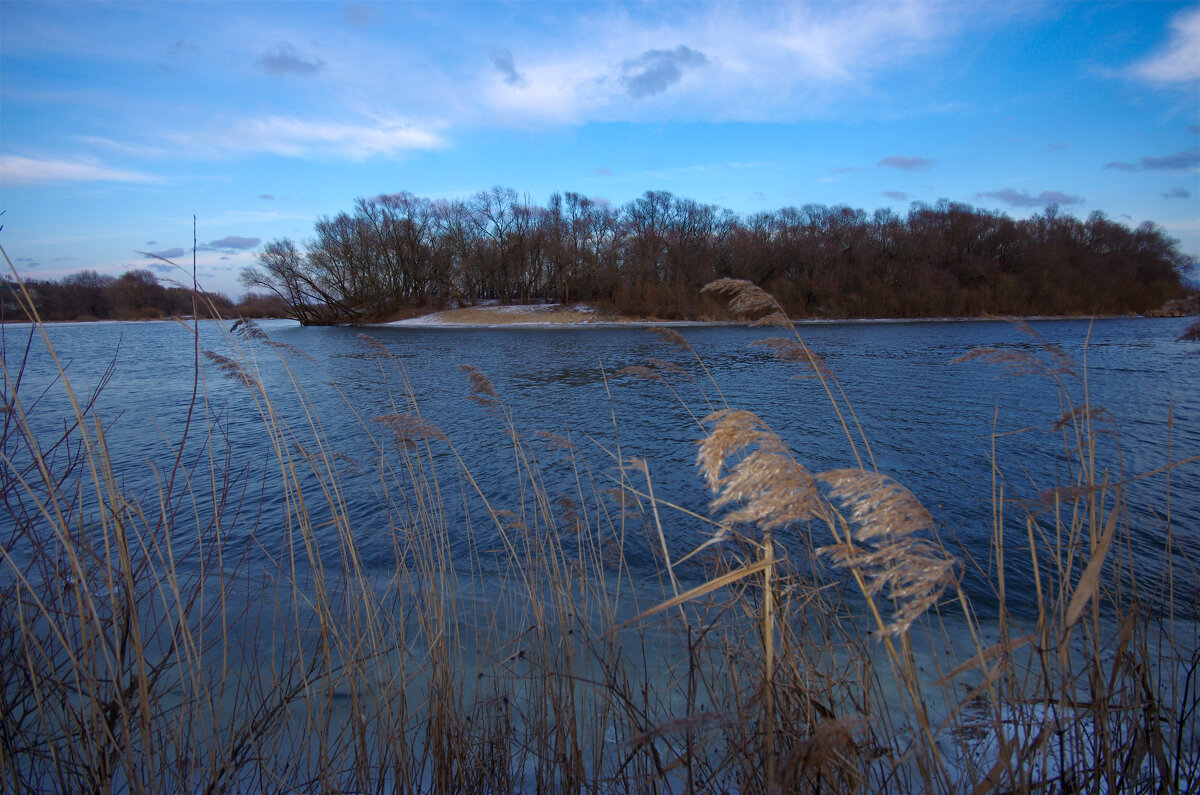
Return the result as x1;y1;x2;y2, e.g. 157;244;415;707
1;256;1196;793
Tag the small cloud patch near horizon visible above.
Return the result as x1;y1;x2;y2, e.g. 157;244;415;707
1163;187;1191;199
208;236;261;251
883;191;911;201
1104;149;1200;172
977;188;1084;208
878;155;935;171
145;248;187;260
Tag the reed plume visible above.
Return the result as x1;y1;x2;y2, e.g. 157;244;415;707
701;278;788;326
647;326;693;352
752;337;833;379
617;364;662;382
697;409;824;533
374;412;448;449
951;321;1077;379
460;363;500;407
816;468;957;636
202;349;258;388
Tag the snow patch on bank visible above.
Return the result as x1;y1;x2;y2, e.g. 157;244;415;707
384;303;605;327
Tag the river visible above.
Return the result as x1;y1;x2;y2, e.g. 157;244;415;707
5;315;1198;616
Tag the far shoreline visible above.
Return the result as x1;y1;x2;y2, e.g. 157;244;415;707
3;309;1194;330
5;295;1197;329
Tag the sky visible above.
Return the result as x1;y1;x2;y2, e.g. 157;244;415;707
1;1;1198;299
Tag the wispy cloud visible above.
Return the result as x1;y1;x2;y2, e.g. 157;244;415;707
479;2;975;126
977;188;1084;208
257;43;325;76
175;116;445;159
878;156;936;171
1163;187;1191;199
1103;149;1200;172
883;191;911;201
1128;6;1200;85
0;155;159;186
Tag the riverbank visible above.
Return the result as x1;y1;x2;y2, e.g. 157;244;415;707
370;300;1199;330
379;301;733;327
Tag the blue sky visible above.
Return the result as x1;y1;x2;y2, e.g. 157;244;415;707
2;1;1198;299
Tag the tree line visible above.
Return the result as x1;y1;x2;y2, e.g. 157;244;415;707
1;268;287;323
242;188;1193;324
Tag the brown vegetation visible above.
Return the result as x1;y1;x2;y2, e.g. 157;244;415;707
243;189;1195;325
0;268;290;323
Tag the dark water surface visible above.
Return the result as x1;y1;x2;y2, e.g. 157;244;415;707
6;316;1199;617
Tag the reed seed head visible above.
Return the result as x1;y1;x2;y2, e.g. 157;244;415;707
698;409;822;532
817;468;956;636
617;365;662;382
645;358;691;380
374;413;448;449
202;350;258;389
460;364;500;407
752;337;832;378
232;317;269;341
535;430;577;452
646;326;693;352
952;322;1077;379
702;278;782;320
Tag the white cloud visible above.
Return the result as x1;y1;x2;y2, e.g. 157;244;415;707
0;155;159;187
176;116;446;159
476;1;968;126
1130;6;1200;84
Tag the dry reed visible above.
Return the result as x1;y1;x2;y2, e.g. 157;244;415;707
1;252;1195;793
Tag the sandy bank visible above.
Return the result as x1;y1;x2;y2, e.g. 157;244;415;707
377;302;723;328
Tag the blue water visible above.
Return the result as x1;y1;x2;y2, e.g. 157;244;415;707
4;316;1199;617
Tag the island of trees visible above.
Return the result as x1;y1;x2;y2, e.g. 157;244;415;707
242;188;1194;325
